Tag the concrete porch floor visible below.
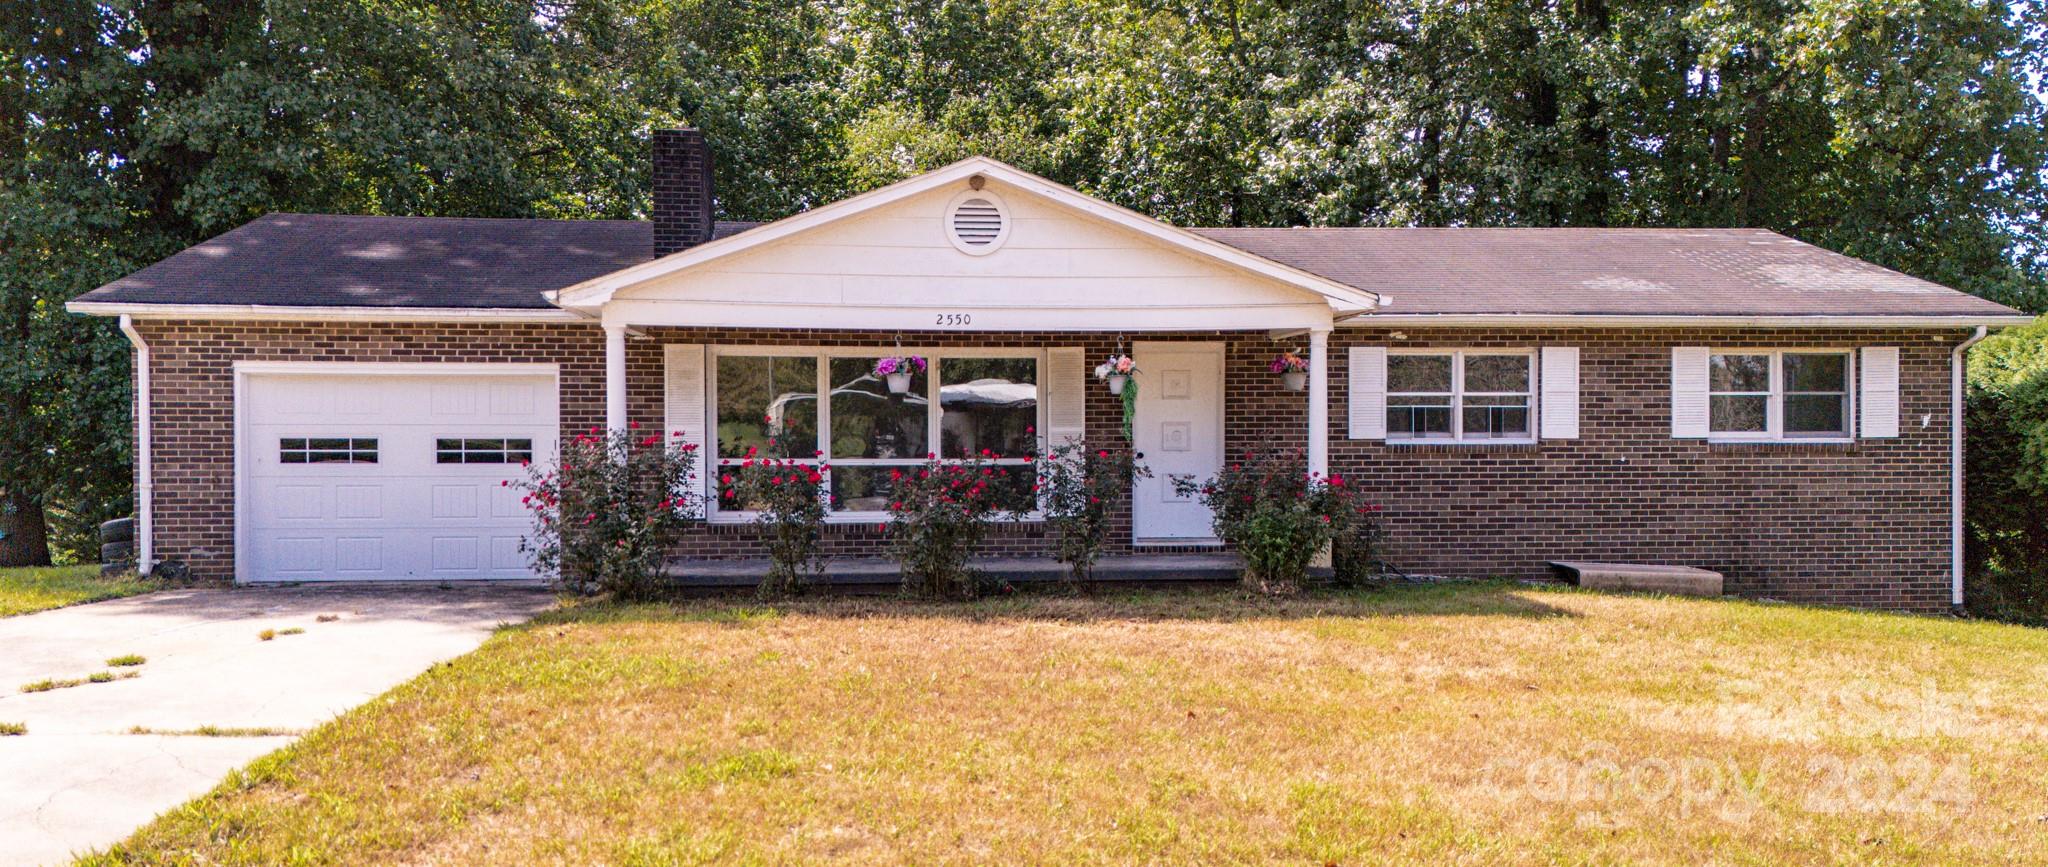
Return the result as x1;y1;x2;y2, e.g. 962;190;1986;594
664;552;1248;588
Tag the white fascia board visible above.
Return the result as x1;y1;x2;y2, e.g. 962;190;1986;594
599;298;1337;332
551;156;1383;312
66;301;588;323
1342;313;2037;328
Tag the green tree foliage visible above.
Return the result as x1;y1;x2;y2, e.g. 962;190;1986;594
2;0;2043;566
1966;316;2048;623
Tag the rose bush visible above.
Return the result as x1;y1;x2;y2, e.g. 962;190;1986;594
886;451;1028;599
1041;439;1147;584
718;446;829;597
516;424;701;599
1174;447;1378;594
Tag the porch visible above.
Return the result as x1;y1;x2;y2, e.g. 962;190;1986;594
663;552;1255;589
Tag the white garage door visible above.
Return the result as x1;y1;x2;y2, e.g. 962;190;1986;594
242;369;558;582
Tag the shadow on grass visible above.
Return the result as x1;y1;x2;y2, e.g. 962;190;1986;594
523;579;1579;629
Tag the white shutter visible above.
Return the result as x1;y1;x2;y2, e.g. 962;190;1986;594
664;344;708;497
1860;346;1900;438
1671;346;1710;438
1349;347;1387;440
1045;347;1087;448
1540;346;1580;440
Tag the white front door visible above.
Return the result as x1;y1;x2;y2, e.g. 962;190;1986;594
1131;342;1224;543
242;369;557;582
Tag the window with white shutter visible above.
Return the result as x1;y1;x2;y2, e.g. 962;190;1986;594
664;344;709;498
1348;347;1386;440
1859;347;1900;438
1671;347;1711;438
1539;347;1580;440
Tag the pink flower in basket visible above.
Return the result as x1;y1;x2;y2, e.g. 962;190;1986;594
1269;351;1309;374
874;355;928;377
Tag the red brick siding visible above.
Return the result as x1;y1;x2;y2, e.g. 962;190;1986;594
1332;328;1964;612
135;320;1963;611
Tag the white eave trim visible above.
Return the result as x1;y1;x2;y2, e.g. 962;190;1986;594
1342;313;2037;328
548;156;1385;313
66;301;587;323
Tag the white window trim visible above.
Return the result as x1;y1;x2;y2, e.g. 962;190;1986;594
706;345;1048;524
1385;349;1538;444
1706;349;1857;443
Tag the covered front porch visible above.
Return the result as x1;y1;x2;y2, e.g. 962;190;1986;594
543;155;1381;560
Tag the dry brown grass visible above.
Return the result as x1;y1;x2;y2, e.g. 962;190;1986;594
84;583;2048;865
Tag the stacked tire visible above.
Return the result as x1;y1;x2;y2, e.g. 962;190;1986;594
99;517;136;576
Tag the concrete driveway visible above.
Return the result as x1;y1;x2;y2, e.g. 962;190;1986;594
0;586;552;865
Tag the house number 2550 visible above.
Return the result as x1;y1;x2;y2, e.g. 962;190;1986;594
934;312;973;326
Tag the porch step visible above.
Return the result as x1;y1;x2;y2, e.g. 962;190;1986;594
664;553;1246;588
1547;561;1724;597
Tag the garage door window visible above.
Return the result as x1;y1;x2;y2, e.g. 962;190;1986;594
279;437;378;464
435;438;535;464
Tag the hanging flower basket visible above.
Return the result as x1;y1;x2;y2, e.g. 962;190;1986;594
1271;351;1309;392
1094;354;1137;395
874;355;927;394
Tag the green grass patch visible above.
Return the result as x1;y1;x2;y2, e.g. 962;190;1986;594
105;654;147;667
0;565;153;618
83;583;2048;864
0;721;24;736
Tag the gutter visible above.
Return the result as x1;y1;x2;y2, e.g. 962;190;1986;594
66;301;586;323
117;315;153;576
1342;313;2037;329
1952;325;1990;614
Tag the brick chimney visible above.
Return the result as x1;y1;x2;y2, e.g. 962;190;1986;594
652;128;715;256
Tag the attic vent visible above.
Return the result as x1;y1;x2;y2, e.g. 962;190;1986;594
945;191;1009;255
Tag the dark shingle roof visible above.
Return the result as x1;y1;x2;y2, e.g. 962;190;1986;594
1192;227;2020;318
72;214;758;309
76;214;2020;320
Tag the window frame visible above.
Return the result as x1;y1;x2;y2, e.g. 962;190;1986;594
435;437;535;465
1706;349;1857;442
706;346;1048;523
278;437;379;464
1385;349;1538;444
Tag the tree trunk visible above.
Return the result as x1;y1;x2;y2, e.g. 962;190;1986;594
0;489;50;567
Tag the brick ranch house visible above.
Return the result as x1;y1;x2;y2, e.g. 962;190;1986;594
69;130;2031;611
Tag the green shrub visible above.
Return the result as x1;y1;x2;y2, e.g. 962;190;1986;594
0;721;24;736
1040;439;1148;584
105;654;145;667
1175;447;1374;594
518;425;703;600
886;454;1028;599
717;451;829;598
1966;316;2048;622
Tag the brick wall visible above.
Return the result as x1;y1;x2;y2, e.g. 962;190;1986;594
1332;327;1966;612
135;320;1965;610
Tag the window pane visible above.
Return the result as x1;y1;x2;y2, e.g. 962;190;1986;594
1463;355;1529;393
829;465;912;512
1784;353;1847;393
940;357;1037;458
1388;355;1452;393
831;358;929;459
1785;393;1848;436
1462;395;1531;438
1387;396;1453;439
1710;354;1770;392
1710;395;1768;433
716;355;818;459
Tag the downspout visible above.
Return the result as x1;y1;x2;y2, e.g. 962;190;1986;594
117;315;152;576
1951;325;1989;614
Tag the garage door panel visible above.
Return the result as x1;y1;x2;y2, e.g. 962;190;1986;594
244;371;555;582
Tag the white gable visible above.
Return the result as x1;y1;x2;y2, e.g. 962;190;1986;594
558;158;1380;332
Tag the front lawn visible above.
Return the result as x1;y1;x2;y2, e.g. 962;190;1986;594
0;564;152;618
88;584;2048;864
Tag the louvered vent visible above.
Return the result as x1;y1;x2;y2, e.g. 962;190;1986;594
950;198;1004;247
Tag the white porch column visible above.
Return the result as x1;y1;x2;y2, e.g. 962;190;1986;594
1307;327;1331;479
603;323;628;433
